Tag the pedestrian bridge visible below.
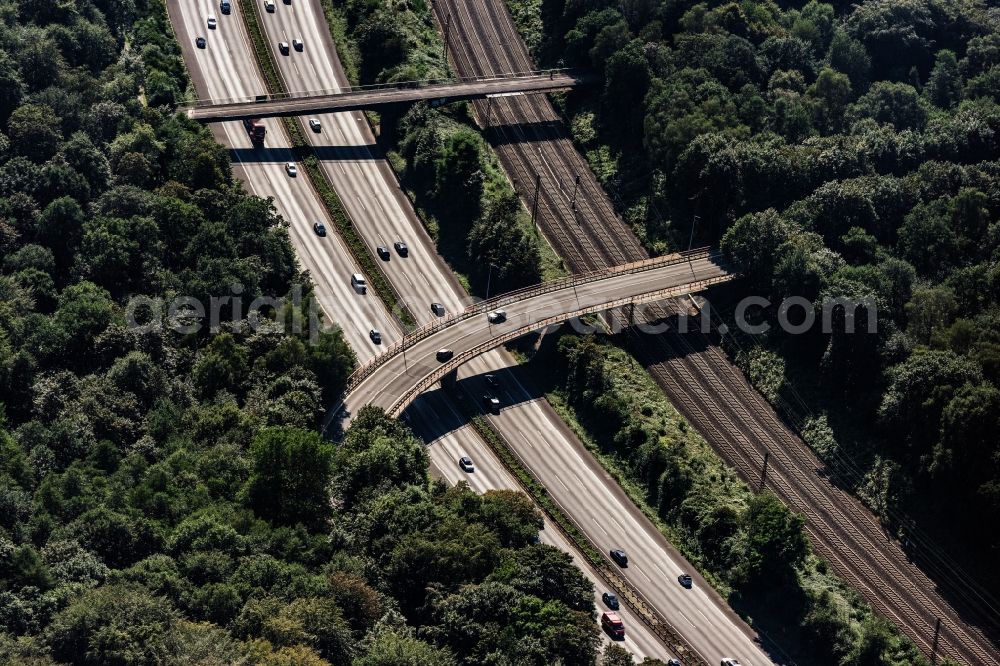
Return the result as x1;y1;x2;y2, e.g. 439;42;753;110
183;70;585;122
338;249;735;423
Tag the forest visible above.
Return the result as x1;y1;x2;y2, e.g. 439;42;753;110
0;1;610;664
505;0;1000;591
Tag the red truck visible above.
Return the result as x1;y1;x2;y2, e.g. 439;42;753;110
601;612;625;639
243;118;265;145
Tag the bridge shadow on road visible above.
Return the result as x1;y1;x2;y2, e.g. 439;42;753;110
229;143;381;165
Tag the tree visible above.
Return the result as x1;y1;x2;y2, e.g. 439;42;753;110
847;82;929;130
827;29;871;90
808;68;853;133
244;426;335;527
738;492;808;588
46;584;177;665
878;350;981;456
601;643;634;666
467;192;541;292
925;50;963;108
720;209;796;293
7;104;63;163
355;627;456;666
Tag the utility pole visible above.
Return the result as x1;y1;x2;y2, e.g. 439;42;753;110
531;172;541;228
485;96;493;128
570;174;580;211
486;263;497;300
931;618;941;665
688;214;700;251
443;13;452;62
759;450;770;491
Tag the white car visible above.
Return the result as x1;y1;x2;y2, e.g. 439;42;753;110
721;659;742;666
309;118;322;132
284;162;297;177
207;15;217;29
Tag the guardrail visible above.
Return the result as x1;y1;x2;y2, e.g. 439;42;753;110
182;68;582;108
386;272;734;416
343;248;725;395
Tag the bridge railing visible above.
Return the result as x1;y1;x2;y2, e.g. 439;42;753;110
343;247;726;395
184;68;581;108
386;272;735;416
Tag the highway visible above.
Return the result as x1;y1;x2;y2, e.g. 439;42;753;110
167;0;398;357
341;251;733;418
247;1;778;663
184;70;585;120
431;0;1000;662
167;0;675;661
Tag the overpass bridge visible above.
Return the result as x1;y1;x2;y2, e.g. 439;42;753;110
336;249;735;425
183;70;586;122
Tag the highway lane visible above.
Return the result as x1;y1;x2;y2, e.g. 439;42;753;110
408;390;673;662
171;1;669;660
167;0;399;358
253;2;778;663
451;354;774;666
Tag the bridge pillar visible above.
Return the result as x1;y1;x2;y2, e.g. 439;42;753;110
440;368;458;390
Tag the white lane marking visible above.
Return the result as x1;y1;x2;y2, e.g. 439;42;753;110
593;518;609;537
678;611;696;628
634;566;652;584
519;431;534;450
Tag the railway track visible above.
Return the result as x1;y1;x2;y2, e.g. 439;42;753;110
428;0;1000;662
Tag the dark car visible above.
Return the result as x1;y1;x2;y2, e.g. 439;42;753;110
678;573;693;589
458;456;474;472
483;394;500;413
376;245;390;261
394;241;408;257
196;36;207;48
278;41;290;55
610;549;628;567
369;329;381;344
436;349;453;362
601;592;619;610
667;660;681;666
430;302;446;316
312;222;326;237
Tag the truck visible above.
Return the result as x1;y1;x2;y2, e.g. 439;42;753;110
243;118;265;145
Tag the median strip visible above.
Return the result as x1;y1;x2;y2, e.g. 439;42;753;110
236;0;415;330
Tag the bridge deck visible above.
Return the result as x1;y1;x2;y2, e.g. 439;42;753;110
331;250;735;430
184;71;584;121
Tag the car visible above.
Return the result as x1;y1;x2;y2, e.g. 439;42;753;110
351;273;366;294
207;15;217;29
610;549;628;567
431;302;446;316
284;162;297;177
312;222;326;236
721;660;742;666
458;456;474;472
483;394;500;413
195;36;207;48
667;660;681;666
393;241;408;256
600;612;625;640
487;309;507;323
282;0;291;4
263;0;275;11
292;38;303;51
436;349;453;362
278;41;290;55
309;118;322;132
219;0;231;13
369;329;381;344
678;573;693;588
601;592;619;610
376;245;390;261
